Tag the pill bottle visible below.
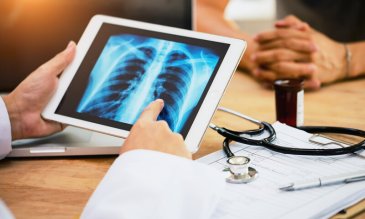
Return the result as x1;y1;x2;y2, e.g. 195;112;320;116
274;79;304;127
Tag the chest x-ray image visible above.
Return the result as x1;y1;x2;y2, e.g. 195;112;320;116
77;34;220;132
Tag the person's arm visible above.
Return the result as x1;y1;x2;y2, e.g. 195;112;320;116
253;15;365;89
347;42;365;79
274;16;365;80
81;100;226;219
0;98;11;160
196;0;257;72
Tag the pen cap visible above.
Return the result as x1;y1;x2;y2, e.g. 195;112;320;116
274;79;304;127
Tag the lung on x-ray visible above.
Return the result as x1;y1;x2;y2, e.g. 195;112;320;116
77;34;220;132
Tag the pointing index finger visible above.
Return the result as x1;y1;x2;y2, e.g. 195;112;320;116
138;99;164;121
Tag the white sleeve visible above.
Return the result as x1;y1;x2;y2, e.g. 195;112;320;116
0;97;12;160
81;150;225;219
0;200;14;219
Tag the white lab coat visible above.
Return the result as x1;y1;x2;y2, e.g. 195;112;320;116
81;150;225;219
0;149;225;219
0;97;11;160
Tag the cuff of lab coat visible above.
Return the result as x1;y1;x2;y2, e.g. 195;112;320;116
0;97;12;160
82;149;225;219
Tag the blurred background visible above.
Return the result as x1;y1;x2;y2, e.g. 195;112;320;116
0;0;279;92
0;0;192;92
225;0;276;35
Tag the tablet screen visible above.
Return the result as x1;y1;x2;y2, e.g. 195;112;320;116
56;23;229;137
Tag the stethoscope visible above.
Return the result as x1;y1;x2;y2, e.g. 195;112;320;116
209;107;365;184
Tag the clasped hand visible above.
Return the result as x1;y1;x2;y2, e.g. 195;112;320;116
251;15;347;90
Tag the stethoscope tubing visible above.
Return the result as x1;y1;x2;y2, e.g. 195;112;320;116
220;126;365;156
213;107;365;156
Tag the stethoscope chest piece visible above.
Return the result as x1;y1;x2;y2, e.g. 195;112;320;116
226;156;258;184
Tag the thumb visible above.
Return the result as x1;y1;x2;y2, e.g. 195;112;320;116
138;99;164;121
38;41;76;77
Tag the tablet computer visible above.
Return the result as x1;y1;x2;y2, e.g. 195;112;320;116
42;15;246;152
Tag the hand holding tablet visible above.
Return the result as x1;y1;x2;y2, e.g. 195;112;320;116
42;15;246;152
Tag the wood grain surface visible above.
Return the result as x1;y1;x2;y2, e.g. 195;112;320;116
1;72;364;219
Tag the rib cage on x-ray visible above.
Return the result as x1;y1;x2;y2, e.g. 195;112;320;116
153;51;192;130
77;34;219;132
81;46;156;119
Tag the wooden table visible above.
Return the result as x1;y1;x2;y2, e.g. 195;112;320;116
1;72;364;219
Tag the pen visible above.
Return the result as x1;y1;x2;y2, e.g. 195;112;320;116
279;170;365;191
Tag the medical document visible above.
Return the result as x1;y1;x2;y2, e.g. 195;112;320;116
198;122;365;219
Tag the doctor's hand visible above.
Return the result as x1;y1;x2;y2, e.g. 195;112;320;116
120;99;192;159
2;41;76;140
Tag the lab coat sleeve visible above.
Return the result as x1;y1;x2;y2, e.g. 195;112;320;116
0;200;14;219
81;149;225;219
0;97;12;160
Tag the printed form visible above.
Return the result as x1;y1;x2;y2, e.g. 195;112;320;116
198;122;365;219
